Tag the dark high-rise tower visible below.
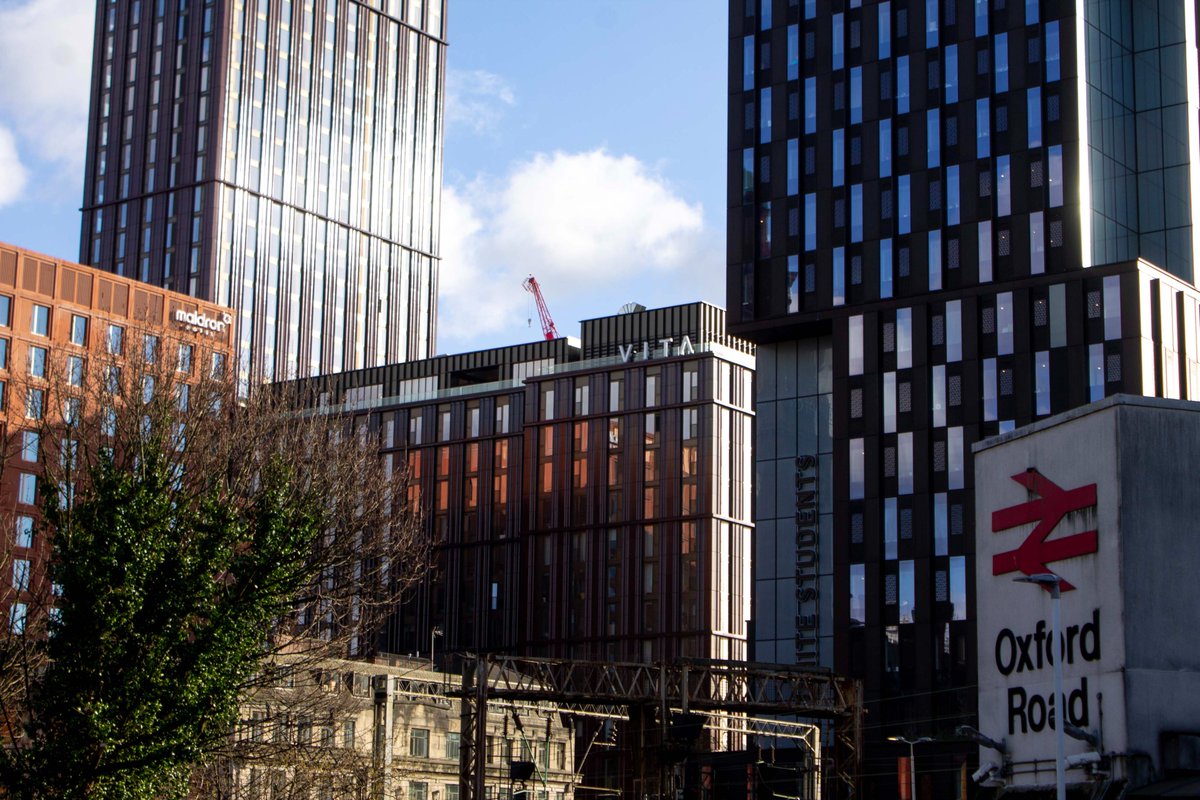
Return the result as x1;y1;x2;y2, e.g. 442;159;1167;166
729;0;1200;793
80;0;446;382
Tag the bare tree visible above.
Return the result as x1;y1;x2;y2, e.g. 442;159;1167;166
0;326;426;799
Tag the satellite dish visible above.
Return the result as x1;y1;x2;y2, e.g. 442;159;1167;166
618;302;646;314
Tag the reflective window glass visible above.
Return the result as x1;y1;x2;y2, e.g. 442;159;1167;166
997;155;1011;215
880;118;892;177
880;238;894;298
947;300;962;361
833;13;844;70
932;364;946;426
926;0;938;47
805;77;817;134
788;25;800;81
977;98;990;158
979;221;993;282
851;184;863;242
1028;87;1042;147
851;67;862;124
995;33;1008;92
927;108;940;168
929;230;942;290
849;315;864;375
975;0;987;36
849;438;865;499
947;165;960;226
945;45;958;103
897;56;909;113
1035;350;1051;415
879;2;891;59
833;247;845;306
1030;212;1045;274
1049;145;1064;206
899;174;911;234
1046;21;1060;81
897;308;913;368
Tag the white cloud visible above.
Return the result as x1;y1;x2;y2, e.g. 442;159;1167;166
0;0;95;170
0;127;29;207
445;68;516;136
437;149;722;353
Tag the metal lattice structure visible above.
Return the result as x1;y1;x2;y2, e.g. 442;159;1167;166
452;656;863;800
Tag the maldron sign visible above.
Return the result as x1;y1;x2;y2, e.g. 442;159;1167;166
174;308;232;336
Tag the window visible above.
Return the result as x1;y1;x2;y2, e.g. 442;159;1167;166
898;432;913;494
947;165;960;226
26;387;43;420
850;564;866;624
945;44;958;103
18;473;36;505
1030;212;1045;274
0;338;7;370
928;230;942;290
983;358;998;420
211;351;226;378
682;362;700;402
447;732;461;760
997;292;1014;354
897;308;913;368
805;193;816;250
897;55;909;113
997;155;1011;215
978;221;993;282
880;118;892;178
1046;21;1060;81
879;2;891;59
946;300;962;361
995;33;1008;92
408;782;428;800
976;98;990;158
1027;87;1042;147
899;174;911;234
804;77;816;134
851;184;863;242
760;87;772;144
787;138;798;195
177;343;193;373
30;305;49;336
1048;145;1063;206
27;345;47;379
927;110;940;169
848;316;864;375
71;314;87;346
0;296;10;327
1089;343;1105;401
143;334;159;364
67;355;84;388
1104;275;1121;340
21;431;38;463
850;67;862;124
833;128;844;187
1035;351;1051;415
880;238;893;298
833;247;845;306
15;516;33;549
9;603;27;634
899;560;915;622
849;438;865;499
833;13;844;69
107;324;124;355
950;556;967;619
410;728;430;758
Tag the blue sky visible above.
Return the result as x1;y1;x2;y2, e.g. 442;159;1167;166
0;0;729;355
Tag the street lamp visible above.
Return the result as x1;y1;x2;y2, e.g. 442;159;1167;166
888;736;932;800
1014;573;1065;800
430;625;443;670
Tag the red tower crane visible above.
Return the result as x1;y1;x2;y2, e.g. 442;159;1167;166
522;274;560;340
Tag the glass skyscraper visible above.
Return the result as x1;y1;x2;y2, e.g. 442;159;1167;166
80;0;446;382
729;0;1200;794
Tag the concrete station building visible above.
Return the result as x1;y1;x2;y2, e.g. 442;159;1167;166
973;394;1200;798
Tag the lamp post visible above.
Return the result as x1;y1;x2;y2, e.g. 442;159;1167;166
430;625;443;670
888;736;932;800
1015;573;1065;800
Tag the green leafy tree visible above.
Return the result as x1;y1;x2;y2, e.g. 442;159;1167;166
0;336;424;799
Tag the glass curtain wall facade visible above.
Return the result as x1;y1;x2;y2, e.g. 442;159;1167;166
730;0;1200;794
80;0;445;383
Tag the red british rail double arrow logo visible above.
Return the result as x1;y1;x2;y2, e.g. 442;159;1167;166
991;469;1098;591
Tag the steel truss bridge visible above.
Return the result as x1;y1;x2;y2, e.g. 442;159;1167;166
450;656;863;800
